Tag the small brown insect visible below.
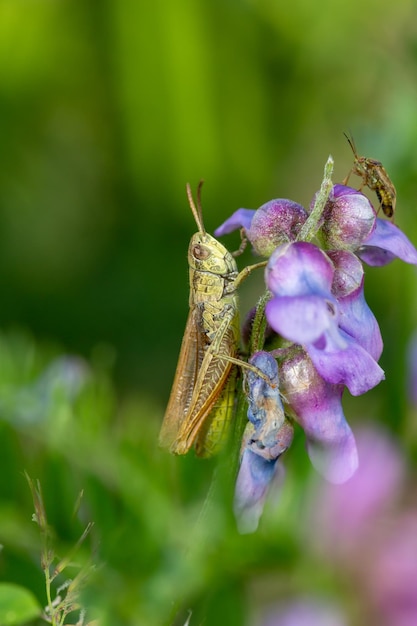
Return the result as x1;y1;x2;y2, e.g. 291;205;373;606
343;133;396;219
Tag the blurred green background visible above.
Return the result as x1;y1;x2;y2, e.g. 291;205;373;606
1;0;417;624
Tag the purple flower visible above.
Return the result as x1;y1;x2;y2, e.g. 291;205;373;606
265;242;384;395
280;348;358;483
265;242;336;344
234;352;293;533
215;199;308;256
357;217;417;266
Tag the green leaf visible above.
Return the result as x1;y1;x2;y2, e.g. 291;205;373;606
0;583;41;625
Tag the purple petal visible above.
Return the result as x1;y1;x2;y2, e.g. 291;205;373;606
358;218;417;266
307;328;385;395
266;242;334;297
214;208;255;236
266;295;338;344
337;286;383;361
327;250;383;359
305;420;358;485
332;183;367;198
280;350;358;483
355;245;396;266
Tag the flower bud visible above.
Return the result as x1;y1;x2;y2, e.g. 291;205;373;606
248;199;308;256
214;199;308;257
320;185;376;250
327;249;364;298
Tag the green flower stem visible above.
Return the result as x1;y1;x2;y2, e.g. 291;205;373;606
249;291;271;355
297;155;334;242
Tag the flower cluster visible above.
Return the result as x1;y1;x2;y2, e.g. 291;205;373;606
233;351;293;533
215;162;417;531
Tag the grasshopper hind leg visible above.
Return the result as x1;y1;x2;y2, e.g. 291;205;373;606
194;368;237;458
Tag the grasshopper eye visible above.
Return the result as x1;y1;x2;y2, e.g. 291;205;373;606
192;244;210;260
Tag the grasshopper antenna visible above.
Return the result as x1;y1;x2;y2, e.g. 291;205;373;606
343;130;357;157
186;180;206;234
343;130;357;185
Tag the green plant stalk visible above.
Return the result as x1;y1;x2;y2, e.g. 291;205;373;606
297;155;334;242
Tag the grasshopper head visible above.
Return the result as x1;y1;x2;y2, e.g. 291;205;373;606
187;182;237;276
189;231;237;275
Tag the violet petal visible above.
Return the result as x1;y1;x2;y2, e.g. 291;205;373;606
307;328;385;395
214;208;255;236
337;286;383;361
358;218;417;266
266;242;334;297
234;448;282;534
280;350;358;483
266;295;337;344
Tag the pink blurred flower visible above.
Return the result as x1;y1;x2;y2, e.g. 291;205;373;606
259;599;347;626
368;513;417;626
307;427;417;625
312;427;405;554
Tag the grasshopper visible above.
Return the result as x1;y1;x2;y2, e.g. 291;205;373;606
343;132;396;219
159;182;267;457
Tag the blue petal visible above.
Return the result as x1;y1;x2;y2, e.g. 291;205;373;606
234;448;282;533
307;329;385;395
337;288;383;361
246;351;281;428
214;209;255;236
266;242;334;297
358;218;417;266
306;418;358;484
266;295;338;344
